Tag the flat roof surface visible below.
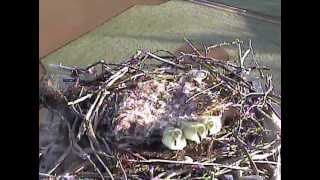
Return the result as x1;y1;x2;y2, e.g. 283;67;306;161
42;0;280;93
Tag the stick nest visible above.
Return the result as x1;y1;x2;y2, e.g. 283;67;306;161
39;39;281;180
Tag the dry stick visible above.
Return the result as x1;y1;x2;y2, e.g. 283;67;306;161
86;155;105;180
244;92;266;99
79;86;85;97
85;60;106;70
97;135;113;156
262;75;274;107
68;93;93;105
70;161;91;175
68;117;106;180
253;161;278;165
267;94;281;105
249;39;264;78
248;116;265;130
84;82;117;179
184;38;203;56
220;148;264;166
152;49;177;58
238;41;243;68
240;48;251;69
47;145;72;175
84;67;128;138
93;90;110;131
165;169;190;179
267;103;281;128
251;149;279;161
85;91;102;124
256;107;279;127
71;104;82;118
202;43;208;57
185;82;224;103
235;136;259;175
207;41;233;50
128;159;249;171
46;111;73;175
258;139;279;150
92;111;99;132
39;172;56;178
85;94;114;180
181;52;253;88
180;51;245;72
138;54;147;70
214;169;233;177
255;145;279;157
155;172;167;179
48;63;88;74
146;51;186;69
77;91;102;140
116;154;128;180
76;172;110;179
89;140;115;180
116;73;145;86
102;66;129;89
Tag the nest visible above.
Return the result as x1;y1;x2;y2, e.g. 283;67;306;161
39;39;281;180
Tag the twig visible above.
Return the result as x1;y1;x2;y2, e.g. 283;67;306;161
165;169;190;179
251;145;280;161
256;107;279;128
179;53;253;88
39;172;56;178
214;168;232;177
68;93;93;105
128;159;249;171
46;111;73;175
47;145;72;175
186;82;223;103
102;66;129;89
90;140;115;180
86;154;105;180
70;161;90;175
207;41;235;50
202;43;208;57
253;161;278;165
240;48;251;68
249;39;264;78
184;38;203;56
262;75;273;106
48;63;88;74
97;135;113;156
238;41;242;68
79;88;114;180
146;51;186;69
93;89;110;131
152;49;177;58
76;91;102;140
235;136;259;175
117;154;128;180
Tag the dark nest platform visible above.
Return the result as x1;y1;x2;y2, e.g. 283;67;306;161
39;39;281;180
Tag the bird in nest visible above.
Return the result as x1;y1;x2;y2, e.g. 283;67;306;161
111;68;237;150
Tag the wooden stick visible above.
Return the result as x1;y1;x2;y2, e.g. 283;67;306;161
146;52;186;69
128;159;249;171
